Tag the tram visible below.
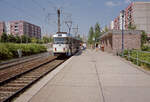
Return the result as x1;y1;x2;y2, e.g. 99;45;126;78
52;32;82;56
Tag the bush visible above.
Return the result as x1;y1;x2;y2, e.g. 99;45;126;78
0;44;13;60
0;43;47;61
141;46;149;51
123;49;150;68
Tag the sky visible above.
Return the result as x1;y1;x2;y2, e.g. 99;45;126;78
0;0;150;36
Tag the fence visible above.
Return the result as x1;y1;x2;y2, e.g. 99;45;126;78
122;50;150;68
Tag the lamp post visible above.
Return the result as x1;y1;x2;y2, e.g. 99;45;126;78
93;37;95;49
121;10;125;56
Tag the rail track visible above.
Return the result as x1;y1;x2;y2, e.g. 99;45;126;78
0;56;66;102
0;52;50;70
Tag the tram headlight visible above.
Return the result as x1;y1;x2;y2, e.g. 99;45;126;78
55;48;57;51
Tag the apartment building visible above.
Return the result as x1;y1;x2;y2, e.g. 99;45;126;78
0;21;5;36
112;2;150;37
0;20;41;39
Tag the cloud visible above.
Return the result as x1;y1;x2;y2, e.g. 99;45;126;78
105;1;121;7
125;0;132;4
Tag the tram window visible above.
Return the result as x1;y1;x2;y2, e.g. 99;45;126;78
53;37;68;44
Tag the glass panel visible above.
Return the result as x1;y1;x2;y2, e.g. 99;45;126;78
53;37;68;44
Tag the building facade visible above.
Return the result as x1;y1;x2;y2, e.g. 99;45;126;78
109;21;114;30
100;30;141;54
9;21;41;38
0;20;41;39
112;2;150;37
0;21;5;36
114;16;120;30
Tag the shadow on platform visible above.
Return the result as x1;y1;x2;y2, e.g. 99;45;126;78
74;49;84;56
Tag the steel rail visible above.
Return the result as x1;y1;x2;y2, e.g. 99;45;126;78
0;58;66;102
0;52;49;70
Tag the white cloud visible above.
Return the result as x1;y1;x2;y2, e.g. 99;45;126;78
105;1;121;7
125;0;132;4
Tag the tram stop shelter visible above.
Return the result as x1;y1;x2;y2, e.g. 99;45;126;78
100;30;142;54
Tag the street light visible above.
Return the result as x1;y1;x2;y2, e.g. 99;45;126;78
93;37;95;49
121;10;125;56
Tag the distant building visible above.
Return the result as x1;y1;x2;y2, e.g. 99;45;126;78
125;2;150;37
114;16;120;30
111;2;150;37
109;21;114;30
0;20;41;39
0;21;5;36
119;11;125;30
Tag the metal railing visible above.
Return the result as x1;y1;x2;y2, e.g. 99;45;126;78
121;50;150;67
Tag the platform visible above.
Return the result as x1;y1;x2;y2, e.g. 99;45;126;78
14;49;150;102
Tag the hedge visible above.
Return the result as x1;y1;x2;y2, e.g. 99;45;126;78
0;43;47;60
123;50;150;68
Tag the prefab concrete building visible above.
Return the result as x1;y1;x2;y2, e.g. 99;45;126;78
100;30;141;54
112;2;150;37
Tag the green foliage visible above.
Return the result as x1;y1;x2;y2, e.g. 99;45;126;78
37;39;44;44
21;35;31;43
8;34;16;42
94;22;101;42
0;33;33;43
31;37;38;43
88;26;94;44
15;35;21;43
0;44;13;60
0;43;47;60
1;32;8;42
128;23;136;30
141;45;149;51
104;25;109;33
123;49;150;68
20;44;46;56
141;31;147;47
42;36;53;44
88;22;102;45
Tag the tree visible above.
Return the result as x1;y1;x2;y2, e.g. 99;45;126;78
42;36;53;43
31;37;38;43
26;36;31;43
94;22;101;42
1;32;8;42
16;35;21;43
77;34;83;41
8;34;16;42
49;36;53;43
21;35;31;43
141;31;147;47
21;35;26;43
128;23;136;30
37;39;44;44
43;36;50;43
88;26;94;44
104;25;109;32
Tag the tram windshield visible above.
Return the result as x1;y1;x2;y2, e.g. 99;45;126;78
53;37;68;44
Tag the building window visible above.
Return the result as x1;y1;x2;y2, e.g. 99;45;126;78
15;26;18;28
15;29;18;32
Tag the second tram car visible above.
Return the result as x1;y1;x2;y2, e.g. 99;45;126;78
53;32;81;56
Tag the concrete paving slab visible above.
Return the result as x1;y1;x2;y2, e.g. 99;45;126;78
103;86;150;102
29;85;102;102
14;49;150;102
95;51;150;102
